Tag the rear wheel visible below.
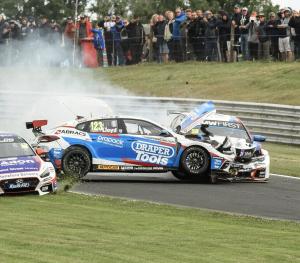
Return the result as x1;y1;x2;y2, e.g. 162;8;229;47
173;147;210;182
62;146;91;178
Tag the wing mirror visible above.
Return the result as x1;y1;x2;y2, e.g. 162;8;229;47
253;135;266;142
160;130;171;137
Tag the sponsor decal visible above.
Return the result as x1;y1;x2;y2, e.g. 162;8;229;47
131;141;175;166
7;179;30;189
211;158;224;169
0;138;14;143
203;120;241;129
120;166;167;171
0;157;40;175
55;129;86;137
0;159;35;167
97;135;123;148
97;165;120;171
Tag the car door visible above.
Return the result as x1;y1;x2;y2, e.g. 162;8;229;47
81;118;126;164
120;118;178;169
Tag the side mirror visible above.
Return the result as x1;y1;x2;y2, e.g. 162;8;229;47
253;135;266;142
160;130;171;137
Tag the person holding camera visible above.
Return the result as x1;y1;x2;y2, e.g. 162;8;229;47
245;12;259;61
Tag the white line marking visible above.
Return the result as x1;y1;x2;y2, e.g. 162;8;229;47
271;173;300;180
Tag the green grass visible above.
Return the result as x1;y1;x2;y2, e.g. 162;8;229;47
264;142;300;177
98;62;300;106
0;193;299;263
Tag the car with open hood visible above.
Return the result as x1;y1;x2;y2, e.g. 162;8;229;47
26;102;269;183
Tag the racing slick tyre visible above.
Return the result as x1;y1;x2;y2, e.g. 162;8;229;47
173;147;210;182
62;146;91;178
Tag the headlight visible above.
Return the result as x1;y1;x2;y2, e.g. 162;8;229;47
40;168;50;178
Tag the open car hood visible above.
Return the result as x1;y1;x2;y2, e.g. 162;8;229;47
180;101;216;134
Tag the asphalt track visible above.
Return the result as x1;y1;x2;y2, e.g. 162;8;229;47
71;173;300;221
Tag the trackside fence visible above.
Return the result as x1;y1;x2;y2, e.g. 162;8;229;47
99;95;300;145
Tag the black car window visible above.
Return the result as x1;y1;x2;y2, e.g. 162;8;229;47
123;119;164;136
77;119;119;134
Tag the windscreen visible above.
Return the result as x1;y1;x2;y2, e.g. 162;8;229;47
191;121;251;141
0;136;35;158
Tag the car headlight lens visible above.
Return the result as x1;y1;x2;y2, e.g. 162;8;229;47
40;168;50;178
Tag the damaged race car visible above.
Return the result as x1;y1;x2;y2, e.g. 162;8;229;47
170;101;270;182
26;101;269;183
0;132;57;195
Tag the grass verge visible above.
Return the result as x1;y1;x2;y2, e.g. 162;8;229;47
0;193;299;263
264;142;300;177
100;62;300;106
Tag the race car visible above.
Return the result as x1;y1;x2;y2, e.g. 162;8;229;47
0;132;57;195
26;101;270;183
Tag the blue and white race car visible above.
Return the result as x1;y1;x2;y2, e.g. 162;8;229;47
0;132;57;195
27;102;270;183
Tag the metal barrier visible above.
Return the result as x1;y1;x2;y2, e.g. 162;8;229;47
99;95;300;145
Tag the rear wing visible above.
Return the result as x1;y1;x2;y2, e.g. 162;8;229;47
26;120;48;136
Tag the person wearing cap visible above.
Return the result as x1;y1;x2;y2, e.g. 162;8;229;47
267;12;280;60
238;7;250;60
288;10;300;60
257;13;270;60
203;10;218;61
277;8;293;61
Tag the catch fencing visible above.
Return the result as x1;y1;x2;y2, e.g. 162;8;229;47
100;95;300;145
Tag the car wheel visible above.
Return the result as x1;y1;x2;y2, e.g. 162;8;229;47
180;146;210;180
62;146;91;178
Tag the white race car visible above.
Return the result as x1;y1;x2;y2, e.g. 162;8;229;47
170;101;270;182
0;132;57;195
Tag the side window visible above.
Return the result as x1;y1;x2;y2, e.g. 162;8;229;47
123;119;164;136
77;119;119;134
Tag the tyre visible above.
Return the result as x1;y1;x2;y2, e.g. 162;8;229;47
62;146;91;178
173;147;210;181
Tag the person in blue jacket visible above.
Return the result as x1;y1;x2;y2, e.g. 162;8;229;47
110;16;125;65
172;8;186;62
91;22;105;66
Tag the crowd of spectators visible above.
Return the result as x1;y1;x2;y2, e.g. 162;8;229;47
1;5;300;67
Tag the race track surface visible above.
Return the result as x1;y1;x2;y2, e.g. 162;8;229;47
71;173;300;221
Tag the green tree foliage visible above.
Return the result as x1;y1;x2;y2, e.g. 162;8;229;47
0;0;86;21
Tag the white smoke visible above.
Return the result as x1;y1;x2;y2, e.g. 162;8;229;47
0;38;178;140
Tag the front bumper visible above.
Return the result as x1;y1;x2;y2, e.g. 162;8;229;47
212;153;270;182
0;176;57;195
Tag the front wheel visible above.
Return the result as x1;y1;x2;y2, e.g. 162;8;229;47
173;147;210;182
62;146;91;178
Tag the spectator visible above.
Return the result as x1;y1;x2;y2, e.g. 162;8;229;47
172;8;186;62
289;10;300;60
91;22;105;66
126;15;145;64
238;7;250;60
277;8;292;61
246;12;259;61
39;16;51;41
164;11;174;61
217;12;231;62
232;5;242;54
104;16;115;66
267;12;280;60
111;15;125;65
154;15;169;63
150;14;159;62
257;13;270;60
203;10;218;61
